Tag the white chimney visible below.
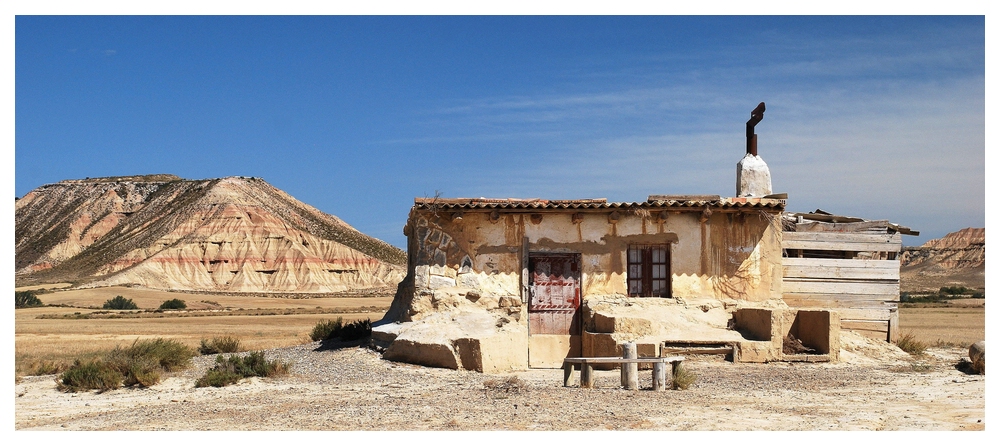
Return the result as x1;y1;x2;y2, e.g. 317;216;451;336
737;102;772;197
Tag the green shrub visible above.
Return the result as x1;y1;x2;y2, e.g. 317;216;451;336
195;351;290;388
15;291;43;308
896;332;927;355
310;318;343;341
57;338;194;392
939;286;969;295
310;317;372;342
57;359;123;392
158;298;187;310
198;336;244;354
195;368;244;388
103;295;138;310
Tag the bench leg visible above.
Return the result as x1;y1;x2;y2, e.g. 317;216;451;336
581;363;594;389
563;363;576;387
622;342;638;390
652;362;667;391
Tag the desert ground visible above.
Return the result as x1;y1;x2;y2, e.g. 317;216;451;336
13;286;987;431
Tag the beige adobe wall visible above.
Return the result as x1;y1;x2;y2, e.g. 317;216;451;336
397;206;782;309
380;204;784;371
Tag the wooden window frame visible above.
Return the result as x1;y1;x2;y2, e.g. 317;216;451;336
627;244;671;298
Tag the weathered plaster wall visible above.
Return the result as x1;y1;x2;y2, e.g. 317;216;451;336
378;204;786;371
400;207;782;305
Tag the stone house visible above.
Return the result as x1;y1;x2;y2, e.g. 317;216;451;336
372;104;846;372
372;194;838;372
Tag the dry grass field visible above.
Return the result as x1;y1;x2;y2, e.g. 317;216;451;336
897;300;986;347
14;285;392;375
14;285;987;378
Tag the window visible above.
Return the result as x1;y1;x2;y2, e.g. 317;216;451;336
627;244;670;297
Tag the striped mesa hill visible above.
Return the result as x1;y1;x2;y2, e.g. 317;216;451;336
15;175;406;293
900;227;985;292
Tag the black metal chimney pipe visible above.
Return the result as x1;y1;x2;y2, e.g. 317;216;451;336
746;102;765;156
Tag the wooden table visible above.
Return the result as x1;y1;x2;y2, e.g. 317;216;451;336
562;356;685;390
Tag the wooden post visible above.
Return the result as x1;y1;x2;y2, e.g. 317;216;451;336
652;362;667;391
622;342;638;390
581;363;594;389
887;309;899;343
563;362;575;387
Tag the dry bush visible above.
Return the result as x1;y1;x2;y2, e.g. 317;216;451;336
19;359;70;377
672;364;696;390
56;338;194;392
896;332;927;355
195;351;291;388
483;375;528;398
199;336;244;354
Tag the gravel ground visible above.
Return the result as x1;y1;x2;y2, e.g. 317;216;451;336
14;333;986;431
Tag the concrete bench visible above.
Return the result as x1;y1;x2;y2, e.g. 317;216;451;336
562;356;684;390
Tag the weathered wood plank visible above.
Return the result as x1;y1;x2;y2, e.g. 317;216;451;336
805;307;894;321
888;312;900;343
660;347;734;355
563;356;684;364
794;220;891;233
782;258;900;269
782;296;898;310
782;258;900;281
782;239;902;252
782;280;899;295
782;293;898;303
842;320;889;332
520;236;529;310
783;265;899;280
784;232;902;244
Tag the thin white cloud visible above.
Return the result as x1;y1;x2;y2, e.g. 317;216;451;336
417;72;983;244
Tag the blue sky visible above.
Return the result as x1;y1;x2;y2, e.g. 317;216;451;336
13;15;985;249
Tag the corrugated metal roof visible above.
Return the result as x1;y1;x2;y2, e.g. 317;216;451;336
413;196;785;211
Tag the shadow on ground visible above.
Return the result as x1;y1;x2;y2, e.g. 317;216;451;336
314;337;369;352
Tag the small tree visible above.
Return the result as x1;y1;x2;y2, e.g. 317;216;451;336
15;291;44;308
103;295;138;310
158;299;187;310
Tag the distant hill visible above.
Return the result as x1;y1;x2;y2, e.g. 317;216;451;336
15;175;406;293
899;227;985;292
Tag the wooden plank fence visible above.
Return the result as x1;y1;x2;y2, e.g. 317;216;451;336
782;234;901;342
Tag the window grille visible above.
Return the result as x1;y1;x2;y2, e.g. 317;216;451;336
627;244;670;297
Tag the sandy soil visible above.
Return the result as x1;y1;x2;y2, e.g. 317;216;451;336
13;331;985;431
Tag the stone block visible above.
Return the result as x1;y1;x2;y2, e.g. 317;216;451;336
457;273;481;289
383;338;459;370
478;329;529;373
428;274;457;289
413;265;430;289
736;340;778;363
529;334;580;369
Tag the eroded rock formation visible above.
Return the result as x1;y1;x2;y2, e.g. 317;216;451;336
900;228;985;291
15;175;405;293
